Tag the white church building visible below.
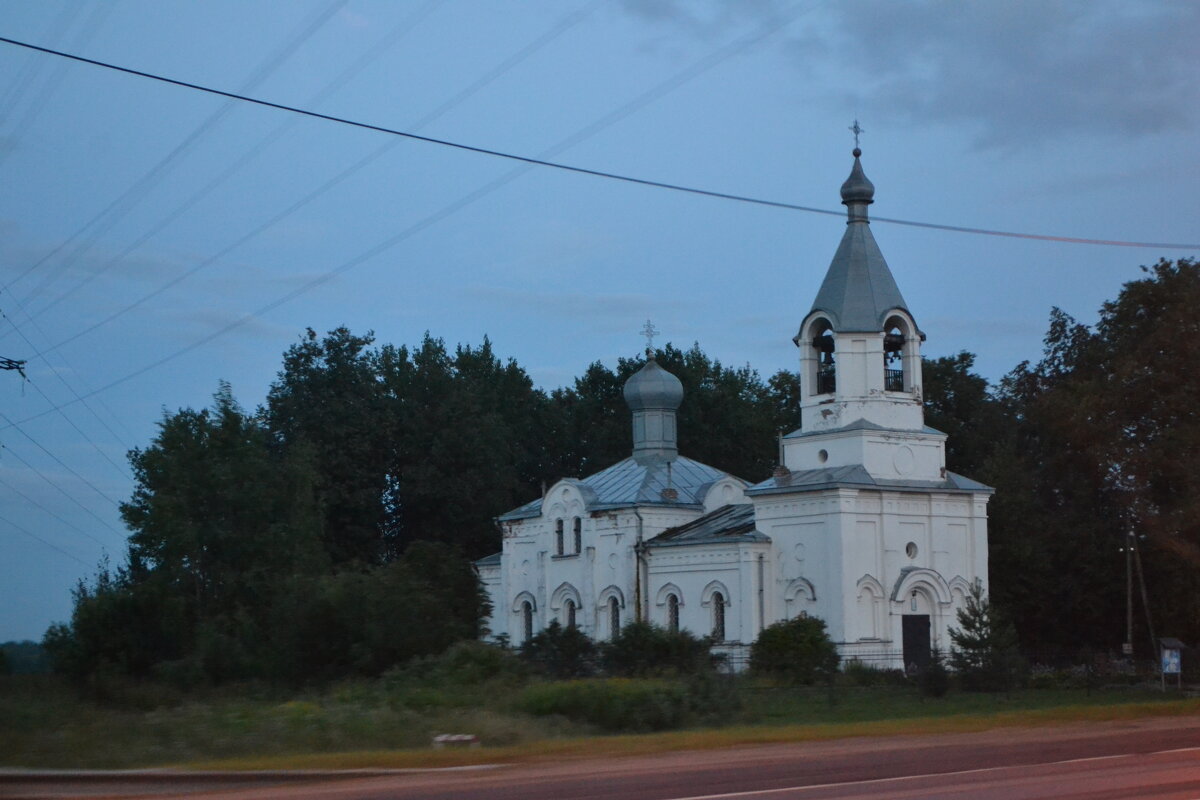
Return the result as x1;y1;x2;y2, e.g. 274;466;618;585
477;149;992;670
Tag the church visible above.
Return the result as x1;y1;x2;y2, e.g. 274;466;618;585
476;149;993;671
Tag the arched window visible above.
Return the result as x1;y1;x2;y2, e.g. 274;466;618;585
573;517;582;554
522;601;533;643
884;322;904;391
812;327;835;394
555;519;564;556
609;596;620;639
711;591;726;641
565;598;577;630
667;593;680;633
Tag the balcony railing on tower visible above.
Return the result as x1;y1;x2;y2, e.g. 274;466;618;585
884;368;904;392
817;363;836;395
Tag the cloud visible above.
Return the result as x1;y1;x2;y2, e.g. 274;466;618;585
465;285;689;322
620;1;1199;149
810;1;1200;149
155;307;295;345
619;0;789;38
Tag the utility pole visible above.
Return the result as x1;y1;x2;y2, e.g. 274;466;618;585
0;357;25;377
1125;527;1134;657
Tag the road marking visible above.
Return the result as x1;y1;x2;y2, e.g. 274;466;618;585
662;747;1197;800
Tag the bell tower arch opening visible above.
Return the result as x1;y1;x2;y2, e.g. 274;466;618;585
882;313;922;395
810;319;836;396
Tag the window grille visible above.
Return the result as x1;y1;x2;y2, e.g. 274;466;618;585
555;519;564;556
668;593;680;633
609;597;620;639
573;517;582;553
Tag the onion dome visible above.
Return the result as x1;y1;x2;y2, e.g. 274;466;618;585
624;358;683;462
840;147;875;206
623;358;683;411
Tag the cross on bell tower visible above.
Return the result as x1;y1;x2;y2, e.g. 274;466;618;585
848;119;864;150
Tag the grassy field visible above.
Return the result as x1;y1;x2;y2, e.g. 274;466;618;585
2;673;1194;771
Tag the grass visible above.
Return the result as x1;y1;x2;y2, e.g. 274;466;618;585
189;697;1200;772
1;674;1194;771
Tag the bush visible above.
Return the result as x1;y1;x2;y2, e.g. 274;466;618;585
839;659;906;687
388;640;528;688
521;622;597;678
515;678;690;732
750;616;839;684
600;622;713;677
918;649;950;698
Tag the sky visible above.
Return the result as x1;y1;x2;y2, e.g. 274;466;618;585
0;0;1197;642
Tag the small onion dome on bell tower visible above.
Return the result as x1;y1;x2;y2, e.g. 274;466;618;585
840;147;875;208
623;358;683;463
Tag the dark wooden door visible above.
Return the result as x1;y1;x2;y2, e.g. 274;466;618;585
902;614;931;672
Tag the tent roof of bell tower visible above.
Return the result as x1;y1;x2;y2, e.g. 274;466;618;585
806;149;919;335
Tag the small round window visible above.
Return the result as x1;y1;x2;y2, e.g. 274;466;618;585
817;449;829;463
905;542;918;559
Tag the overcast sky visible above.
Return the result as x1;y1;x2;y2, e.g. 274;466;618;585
0;0;1197;642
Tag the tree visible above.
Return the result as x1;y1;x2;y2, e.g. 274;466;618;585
981;261;1200;652
921;352;1004;477
750;616;839;684
383;335;554;558
266;327;391;564
38;386;332;684
948;580;1022;691
269;541;491;681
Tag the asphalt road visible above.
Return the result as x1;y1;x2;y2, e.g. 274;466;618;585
5;716;1200;799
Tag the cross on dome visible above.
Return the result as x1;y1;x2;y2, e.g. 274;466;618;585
640;319;660;356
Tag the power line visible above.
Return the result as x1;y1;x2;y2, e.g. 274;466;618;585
16;0;447;328
1;1;349;307
0;413;121;509
0;34;1195;250
1;311;130;479
0;509;91;568
31;0;602;358
0;2;76;123
0;2;114;172
2;2;807;430
1;307;134;449
0;471;111;550
0;443;125;542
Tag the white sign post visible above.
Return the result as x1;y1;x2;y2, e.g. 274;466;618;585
1160;638;1184;691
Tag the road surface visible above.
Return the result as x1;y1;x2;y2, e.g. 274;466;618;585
4;715;1200;799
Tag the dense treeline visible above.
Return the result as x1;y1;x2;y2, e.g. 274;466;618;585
44;259;1200;685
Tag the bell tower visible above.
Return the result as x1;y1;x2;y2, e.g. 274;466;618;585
794;148;925;435
784;148;944;483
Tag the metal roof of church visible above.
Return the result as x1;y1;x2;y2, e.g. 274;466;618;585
497;455;742;521
745;464;993;496
647;503;769;547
